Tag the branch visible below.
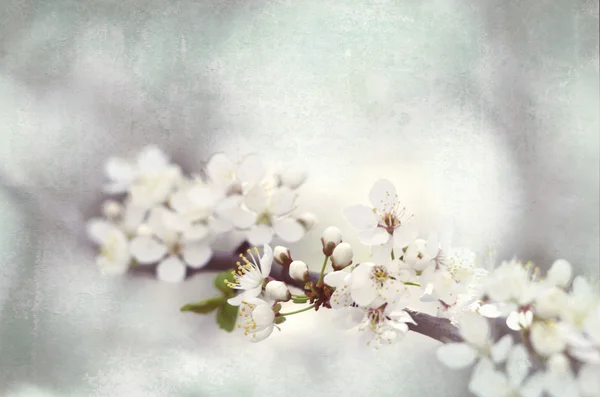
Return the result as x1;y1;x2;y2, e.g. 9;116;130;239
130;244;463;344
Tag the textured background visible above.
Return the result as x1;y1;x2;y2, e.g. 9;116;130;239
0;0;598;396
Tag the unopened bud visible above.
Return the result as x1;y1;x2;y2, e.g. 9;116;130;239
547;259;572;288
289;260;309;282
321;226;342;256
273;246;293;268
102;200;122;219
265;281;291;302
297;212;318;231
331;242;353;270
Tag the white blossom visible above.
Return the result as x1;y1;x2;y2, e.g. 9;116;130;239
343;179;413;246
349;260;410;307
530;321;567;357
324;269;354;309
356;304;416;349
205;152;266;191
237;298;276;342
226;245;273;306
547;259;573;288
86;219;131;275
129;206;213;283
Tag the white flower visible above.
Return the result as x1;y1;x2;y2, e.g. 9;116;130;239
289;260;309;282
437;312;513;369
104;199;147;237
468;345;543;397
321;226;343;256
277;166;307;190
343;179;413;246
331;242;353;270
530;321;567;357
226;245;273;306
324;269;354;309
547;259;572;288
221;184;304;246
350;260;409;307
129;206;213;283
237;298;276;342
535;286;568;319
205;152;266;190
87;219;131;275
356;304;417;348
264;281;291;302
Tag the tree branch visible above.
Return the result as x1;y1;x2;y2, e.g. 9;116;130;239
130;245;463;344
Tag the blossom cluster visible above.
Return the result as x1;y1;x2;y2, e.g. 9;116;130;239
436;258;600;397
86;146;314;282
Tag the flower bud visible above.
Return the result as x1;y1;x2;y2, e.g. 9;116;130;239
273;246;293;268
297;212;318;231
289;260;309;282
547;259;572;288
331;242;353;270
265;281;291;302
321;226;342;256
102;200;122;219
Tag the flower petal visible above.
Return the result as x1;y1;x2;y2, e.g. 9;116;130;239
358;227;390;245
506;344;530;389
228;286;262;306
392;224;419;249
270;187;296;216
520;372;546;397
206;153;236;185
459;311;490;347
244;184;270;213
259;244;273;277
252;304;275;326
237;154;266;185
273;218;304;242
136;145;169;173
182;242;213;269
324;270;350;288
436;343;478;369
156;255;187;283
490;334;514;364
578;363;600;397
129;236;168;264
249;325;275;343
247;225;275;246
351;281;378;307
105;157;136;185
368;179;398;212
344;205;377;230
183;224;210;242
86;219;116;244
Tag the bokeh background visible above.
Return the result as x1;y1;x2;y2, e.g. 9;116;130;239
0;0;598;396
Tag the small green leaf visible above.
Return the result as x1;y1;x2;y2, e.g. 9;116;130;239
216;302;239;332
274;316;287;325
180;296;225;314
214;270;236;297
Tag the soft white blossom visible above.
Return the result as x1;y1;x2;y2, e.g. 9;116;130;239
350;260;410;307
547;259;573;288
530;321;567;357
356;304;416;349
237;298;276;342
129;206;213;283
324;269;354;309
86;219;131;275
226;245;273;306
343;179;413;246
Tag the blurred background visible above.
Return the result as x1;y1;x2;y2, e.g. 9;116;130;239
0;0;598;396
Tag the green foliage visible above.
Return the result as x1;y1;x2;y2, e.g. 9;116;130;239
216;302;239;332
180;296;225;314
214;269;235;297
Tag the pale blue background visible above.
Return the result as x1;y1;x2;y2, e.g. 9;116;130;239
0;1;598;396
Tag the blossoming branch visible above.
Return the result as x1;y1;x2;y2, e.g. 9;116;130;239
87;146;599;397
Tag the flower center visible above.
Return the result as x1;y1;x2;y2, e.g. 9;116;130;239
256;212;272;226
371;265;390;286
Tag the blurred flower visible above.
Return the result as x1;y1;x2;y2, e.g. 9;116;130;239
86;219;131;275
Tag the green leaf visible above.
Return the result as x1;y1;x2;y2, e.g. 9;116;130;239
216;302;239;332
214;270;236;297
180;296;225;314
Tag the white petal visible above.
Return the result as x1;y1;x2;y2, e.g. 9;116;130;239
105;157;136;184
436;343;478;369
249;325;274;343
392;225;419;249
156;255;187;283
279;166;307;189
343;205;377;230
371;240;394;263
96;255;129;275
252;304;275;326
244;184;270;213
358;227;390;245
208;216;234;234
122;203;148;234
273;218;304;242
547;259;572;288
136;145;169;173
182;242;212;269
458;311;490;347
87;219;116;244
270;187;296;215
228;286;262;306
259;244;273;277
368;179;398;212
237;154;266;185
351;282;378;307
206;153;236;185
187;185;224;210
490;334;514;364
324;270;350;288
506;344;530;388
247;225;274;246
578;363;600;397
182;224;210;241
129;236;168;264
